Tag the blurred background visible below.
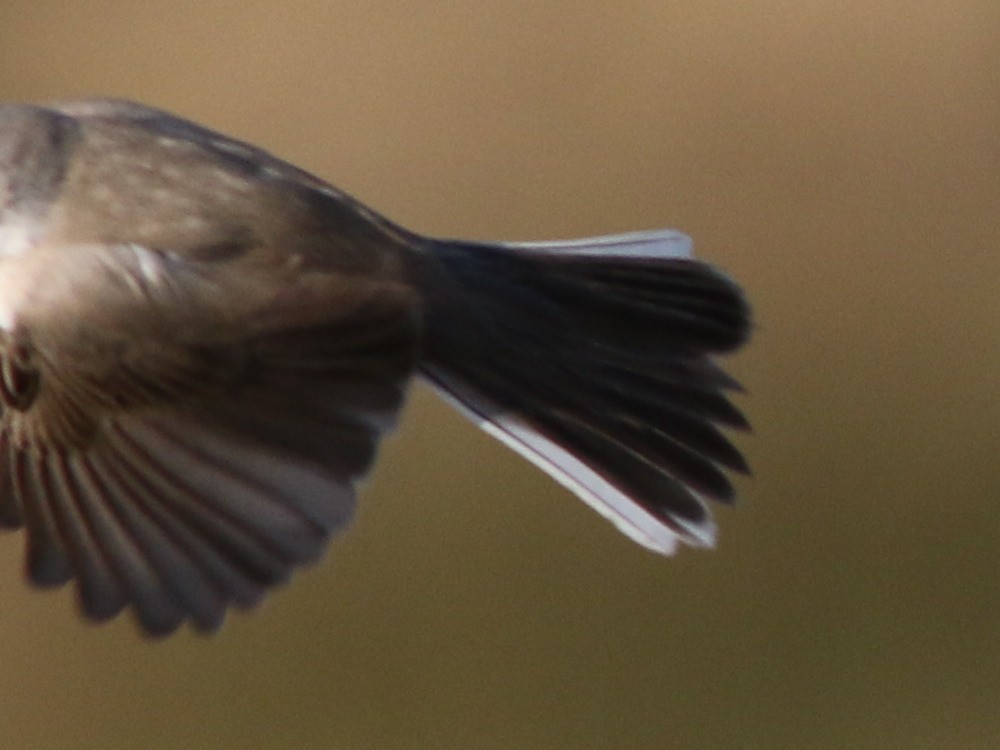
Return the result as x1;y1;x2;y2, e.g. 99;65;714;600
0;2;998;748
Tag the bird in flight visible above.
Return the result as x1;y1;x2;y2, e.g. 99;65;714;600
0;99;751;635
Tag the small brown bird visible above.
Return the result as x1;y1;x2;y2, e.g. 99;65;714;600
0;99;751;635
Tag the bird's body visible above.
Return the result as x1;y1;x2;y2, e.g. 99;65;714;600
0;99;750;635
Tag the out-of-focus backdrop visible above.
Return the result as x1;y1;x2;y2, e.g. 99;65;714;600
1;2;997;748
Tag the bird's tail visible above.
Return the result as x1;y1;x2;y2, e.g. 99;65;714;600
417;230;751;554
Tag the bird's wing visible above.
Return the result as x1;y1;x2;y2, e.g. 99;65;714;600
0;251;418;636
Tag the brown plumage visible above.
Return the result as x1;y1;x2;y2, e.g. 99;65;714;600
0;99;751;635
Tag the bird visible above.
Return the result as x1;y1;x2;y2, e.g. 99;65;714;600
0;98;751;636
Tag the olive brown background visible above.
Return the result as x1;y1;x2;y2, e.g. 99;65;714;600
0;2;997;748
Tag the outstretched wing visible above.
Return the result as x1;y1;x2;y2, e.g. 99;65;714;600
0;288;417;636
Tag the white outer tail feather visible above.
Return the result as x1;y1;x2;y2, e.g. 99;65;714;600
422;225;725;556
495;229;693;259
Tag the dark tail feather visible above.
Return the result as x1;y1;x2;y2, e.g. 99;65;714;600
418;230;751;554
